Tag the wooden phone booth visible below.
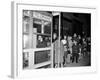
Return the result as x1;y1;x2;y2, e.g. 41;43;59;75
23;10;53;69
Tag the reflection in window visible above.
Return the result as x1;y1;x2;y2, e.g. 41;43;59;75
23;35;29;49
33;18;42;33
36;35;51;48
23;52;29;68
23;16;30;33
44;22;51;34
33;18;51;34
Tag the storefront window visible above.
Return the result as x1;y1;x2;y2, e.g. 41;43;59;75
23;52;29;68
23;35;29;49
33;18;42;33
44;22;51;34
36;35;51;48
34;50;51;64
33;12;52;48
23;10;52;69
23;10;30;49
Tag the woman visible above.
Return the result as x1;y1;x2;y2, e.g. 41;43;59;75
60;40;64;67
53;33;59;68
53;33;64;68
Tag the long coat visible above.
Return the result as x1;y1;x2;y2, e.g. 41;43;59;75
53;39;64;64
60;41;64;63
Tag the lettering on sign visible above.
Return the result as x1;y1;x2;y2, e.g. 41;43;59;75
33;12;52;22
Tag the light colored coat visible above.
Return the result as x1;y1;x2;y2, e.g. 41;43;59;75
53;39;64;64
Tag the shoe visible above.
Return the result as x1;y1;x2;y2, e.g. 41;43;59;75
76;62;78;63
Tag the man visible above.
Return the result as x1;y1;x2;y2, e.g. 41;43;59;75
72;40;79;63
37;36;46;48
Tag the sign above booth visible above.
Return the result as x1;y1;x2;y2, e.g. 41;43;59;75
33;12;52;22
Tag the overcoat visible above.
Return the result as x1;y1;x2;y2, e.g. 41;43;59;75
53;39;64;64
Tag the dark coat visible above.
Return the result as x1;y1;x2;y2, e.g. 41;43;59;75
72;44;79;54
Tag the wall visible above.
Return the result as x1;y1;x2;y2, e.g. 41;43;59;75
0;0;100;80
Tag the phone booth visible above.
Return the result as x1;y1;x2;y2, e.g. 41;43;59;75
23;10;53;69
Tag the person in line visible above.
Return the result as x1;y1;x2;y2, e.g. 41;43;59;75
61;35;68;65
78;43;82;61
77;35;82;45
53;33;65;68
73;33;78;42
87;37;91;55
82;38;87;56
72;40;79;63
60;39;64;67
67;36;73;63
53;33;64;68
53;33;59;68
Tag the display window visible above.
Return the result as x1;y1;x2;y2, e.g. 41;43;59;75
23;10;52;69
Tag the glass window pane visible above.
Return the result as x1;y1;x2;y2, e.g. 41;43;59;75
44;22;51;34
23;52;29;68
23;34;29;49
34;50;51;64
33;18;42;33
36;35;51;48
23;11;30;34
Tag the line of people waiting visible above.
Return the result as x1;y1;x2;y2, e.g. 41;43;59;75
53;33;91;68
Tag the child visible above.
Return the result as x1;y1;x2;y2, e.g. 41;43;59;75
66;49;71;64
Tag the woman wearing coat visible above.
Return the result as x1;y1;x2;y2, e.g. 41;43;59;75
53;33;64;68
